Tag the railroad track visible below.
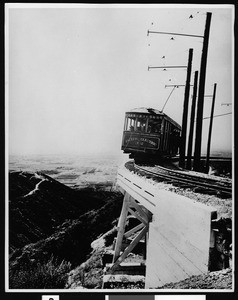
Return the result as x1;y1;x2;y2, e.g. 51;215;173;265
125;161;232;198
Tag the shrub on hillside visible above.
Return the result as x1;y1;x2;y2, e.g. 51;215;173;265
9;255;71;289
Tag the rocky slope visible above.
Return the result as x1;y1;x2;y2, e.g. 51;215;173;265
159;268;233;289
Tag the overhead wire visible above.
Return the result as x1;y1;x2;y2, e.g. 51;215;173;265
203;112;232;120
147;11;208;111
161;85;177;112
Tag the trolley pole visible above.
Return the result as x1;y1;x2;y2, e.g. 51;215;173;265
193;12;212;172
186;70;199;170
205;83;217;173
179;48;193;168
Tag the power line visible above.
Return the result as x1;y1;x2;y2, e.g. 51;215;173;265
193;112;232;123
203;112;232;120
161;86;177;112
147;30;204;39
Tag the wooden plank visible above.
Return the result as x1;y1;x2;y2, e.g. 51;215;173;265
124;223;144;239
144;231;148;260
129;196;151;222
113;192;130;263
145;191;217;288
154;193;217;267
146;236;189;286
128;208;148;225
117;177;155;212
103;274;145;283
157;225;203;274
104;263;146;275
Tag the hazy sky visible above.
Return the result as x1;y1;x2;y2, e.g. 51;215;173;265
6;4;234;156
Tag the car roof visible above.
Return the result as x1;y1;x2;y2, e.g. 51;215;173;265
126;107;181;129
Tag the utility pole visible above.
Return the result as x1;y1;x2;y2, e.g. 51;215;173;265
186;71;199;170
205;83;217;173
193;12;212;172
179;48;193;168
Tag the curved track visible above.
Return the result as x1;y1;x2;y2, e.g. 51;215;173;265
125;161;232;198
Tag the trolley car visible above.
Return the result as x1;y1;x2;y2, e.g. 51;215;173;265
121;107;181;162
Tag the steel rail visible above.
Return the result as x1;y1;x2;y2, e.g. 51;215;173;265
143;164;231;187
131;163;232;197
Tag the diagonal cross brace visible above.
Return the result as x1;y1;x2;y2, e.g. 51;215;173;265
109;225;149;274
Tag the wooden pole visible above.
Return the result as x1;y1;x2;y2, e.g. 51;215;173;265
179;48;193;168
193;12;212;171
205;83;217;173
186;71;199;170
113;193;130;263
144;231;148;260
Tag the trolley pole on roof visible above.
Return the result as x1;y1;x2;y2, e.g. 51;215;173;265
193;12;212;172
186;70;199;170
179;48;193;168
205;83;217;173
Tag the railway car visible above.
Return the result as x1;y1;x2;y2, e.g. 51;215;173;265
121;107;181;162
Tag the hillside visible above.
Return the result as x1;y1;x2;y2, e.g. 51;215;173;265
9;195;123;268
9;171;123;288
9;171;122;252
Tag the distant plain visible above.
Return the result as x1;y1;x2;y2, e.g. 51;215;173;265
9;153;130;190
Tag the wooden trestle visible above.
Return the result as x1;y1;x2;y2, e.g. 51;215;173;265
107;192;152;274
104;166;218;288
